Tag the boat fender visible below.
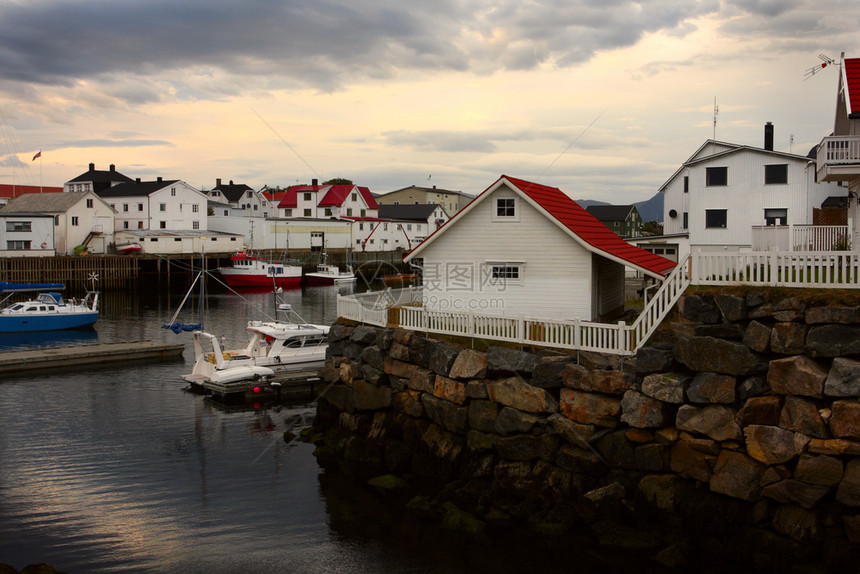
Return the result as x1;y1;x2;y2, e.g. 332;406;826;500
273;355;281;364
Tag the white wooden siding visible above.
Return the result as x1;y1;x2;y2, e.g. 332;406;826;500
417;184;594;321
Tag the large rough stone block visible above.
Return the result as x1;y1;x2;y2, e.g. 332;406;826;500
771;503;823;540
743;424;801;465
675;335;767;375
350;325;380;345
743;320;771;353
531;356;572;389
641;372;688;403
687;372;736;404
495;434;558;462
468;400;498;433
392;390;425;418
486;346;537;376
836;458;860;506
488;376;558;414
385;357;417;379
676;404;741;441
560;389;621;428
494;406;539;435
825;357;860;397
406;367;435;393
681;295;721;324
409;336;438;369
831;400;860;440
429;342;461;377
620;390;673;429
433;375;466;404
448;349;487;379
634;345;676;374
715;294;748;322
779;396;828;438
360;345;386;371
768;355;827;398
547;413;597;448
806;325;860;358
422;394;468;434
670;439;716;482
319;384;355;413
709;451;765;501
353;379;392;411
805;306;860;325
770;322;808;355
795;453;843;487
738;395;782;427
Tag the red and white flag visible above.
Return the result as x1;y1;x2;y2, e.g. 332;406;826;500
32;151;41;161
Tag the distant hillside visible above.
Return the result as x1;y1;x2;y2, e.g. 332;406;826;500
576;193;663;223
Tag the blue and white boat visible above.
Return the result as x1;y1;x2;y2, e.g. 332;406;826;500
0;281;99;333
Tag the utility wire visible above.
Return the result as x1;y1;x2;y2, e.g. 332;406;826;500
250;108;321;179
540;107;609;177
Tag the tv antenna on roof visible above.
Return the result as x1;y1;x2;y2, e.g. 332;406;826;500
804;54;837;80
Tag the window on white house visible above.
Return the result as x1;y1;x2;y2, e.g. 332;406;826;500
324;208;332;216
138;203;144;211
360;209;366;217
6;240;30;250
706;167;728;186
171;188;176;196
351;193;357;201
705;209;727;228
123;204;129;212
193;221;200;230
764;208;787;226
123;221;129;229
346;208;353;216
683;175;689;193
192;204;199;213
160;221;166;229
160;203;166;211
304;209;312;217
6;221;31;232
765;164;788;185
71;216;79;226
495;197;516;218
285;209;293;216
682;212;688;229
304;192;311;201
86;198;93;208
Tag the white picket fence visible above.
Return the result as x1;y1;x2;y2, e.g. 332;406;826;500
337;249;860;356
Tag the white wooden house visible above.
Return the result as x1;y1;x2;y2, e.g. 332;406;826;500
0;191;116;255
207;179;274;217
0;214;56;257
96;178;209;233
403;176;675;321
278;181;378;219
816;54;860;246
662;123;845;256
351;204;449;252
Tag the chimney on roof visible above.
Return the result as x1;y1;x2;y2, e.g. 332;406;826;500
136;178;141;183
157;176;162;182
110;164;115;172
89;163;95;171
312;178;318;186
215;178;221;187
764;122;774;151
229;180;234;185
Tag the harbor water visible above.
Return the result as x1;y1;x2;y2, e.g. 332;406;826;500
0;279;646;574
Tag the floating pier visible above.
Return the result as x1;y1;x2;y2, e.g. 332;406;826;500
0;341;186;374
193;369;322;401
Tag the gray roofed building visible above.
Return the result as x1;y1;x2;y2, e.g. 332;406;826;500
97;178;181;198
585;204;642;238
0;191;97;213
378;203;447;221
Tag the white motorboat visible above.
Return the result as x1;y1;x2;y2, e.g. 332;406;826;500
181;305;329;386
304;253;356;285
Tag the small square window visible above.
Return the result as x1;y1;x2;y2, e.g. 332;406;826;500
706;167;728;186
765;164;788;185
495;197;516;218
705;209;727;228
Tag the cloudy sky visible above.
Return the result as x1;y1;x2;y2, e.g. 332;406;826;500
0;0;858;203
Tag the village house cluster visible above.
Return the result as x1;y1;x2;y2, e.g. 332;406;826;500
1;56;859;268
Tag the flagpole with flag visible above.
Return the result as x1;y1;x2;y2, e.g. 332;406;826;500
32;150;42;193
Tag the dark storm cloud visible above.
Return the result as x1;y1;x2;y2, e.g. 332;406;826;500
0;1;716;90
0;0;835;100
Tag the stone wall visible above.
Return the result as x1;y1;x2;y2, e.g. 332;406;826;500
313;291;860;571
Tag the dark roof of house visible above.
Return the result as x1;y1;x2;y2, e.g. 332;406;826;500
66;163;134;193
585;205;636;221
0;191;92;213
378;204;443;221
96;180;180;198
212;180;254;203
407;176;675;278
822;195;850;208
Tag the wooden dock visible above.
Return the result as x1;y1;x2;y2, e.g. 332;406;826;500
0;341;186;374
195;369;322;400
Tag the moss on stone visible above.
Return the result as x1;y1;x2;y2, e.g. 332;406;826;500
368;474;409;490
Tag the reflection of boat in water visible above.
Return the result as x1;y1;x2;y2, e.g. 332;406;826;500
305;253;356;285
181;305;329;386
217;251;302;288
0;280;99;333
0;327;98;351
381;273;418;284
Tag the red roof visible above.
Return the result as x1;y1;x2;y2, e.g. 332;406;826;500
845;58;860;115
407;175;675;278
0;184;64;198
278;184;378;210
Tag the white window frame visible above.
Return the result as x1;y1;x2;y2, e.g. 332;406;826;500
483;261;524;287
493;196;519;221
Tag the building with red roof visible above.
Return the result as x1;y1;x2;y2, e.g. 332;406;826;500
276;179;378;219
0;183;63;207
404;175;675;321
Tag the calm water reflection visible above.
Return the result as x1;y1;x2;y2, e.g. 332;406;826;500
0;281;629;574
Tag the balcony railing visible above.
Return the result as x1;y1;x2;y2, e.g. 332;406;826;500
751;225;850;251
817;136;860;181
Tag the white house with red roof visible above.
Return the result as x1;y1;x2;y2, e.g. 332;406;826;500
277;180;378;219
404;176;675;322
816;54;860;247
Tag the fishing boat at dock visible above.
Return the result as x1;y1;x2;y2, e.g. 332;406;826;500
217;251;302;288
0;280;99;333
304;253;356;285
